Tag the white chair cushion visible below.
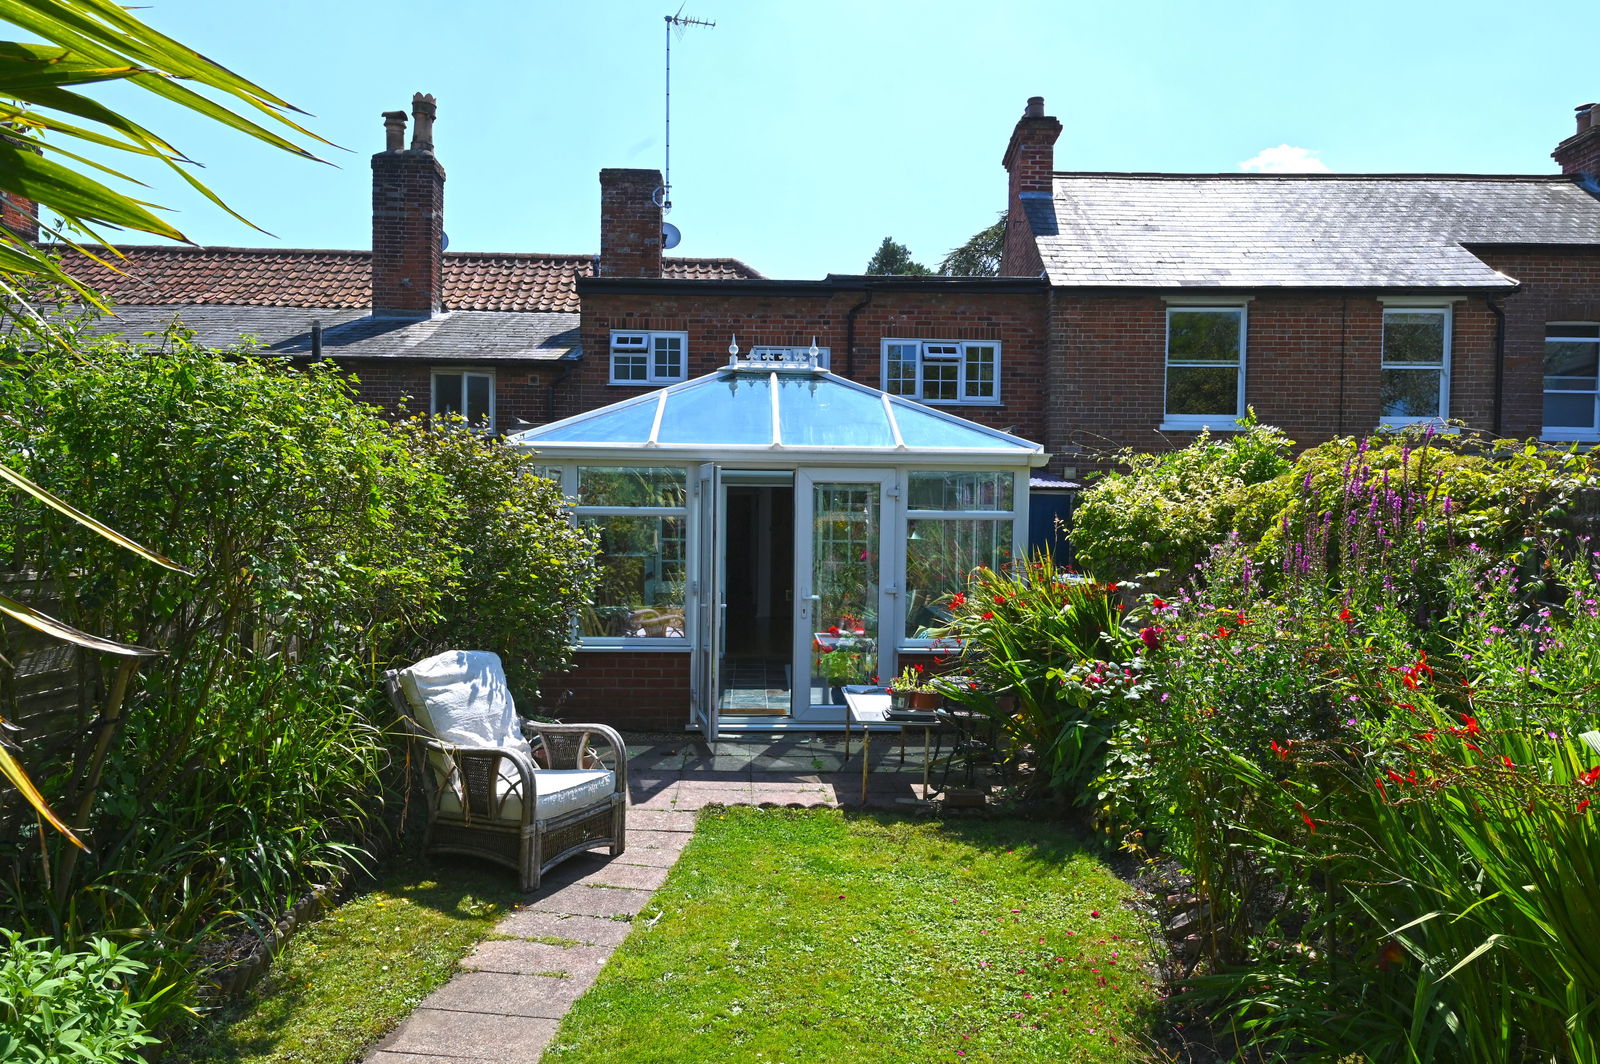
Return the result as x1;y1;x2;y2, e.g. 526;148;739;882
399;650;534;764
436;766;616;823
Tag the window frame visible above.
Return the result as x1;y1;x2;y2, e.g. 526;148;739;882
554;464;692;649
609;329;688;386
430;367;495;432
879;338;1002;406
1542;321;1600;442
1162;305;1247;431
899;470;1024;648
1379;305;1453;429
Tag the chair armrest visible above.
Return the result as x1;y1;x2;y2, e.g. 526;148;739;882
418;736;539;824
522;722;629;796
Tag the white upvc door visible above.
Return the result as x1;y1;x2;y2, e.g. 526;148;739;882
792;469;898;720
691;463;724;738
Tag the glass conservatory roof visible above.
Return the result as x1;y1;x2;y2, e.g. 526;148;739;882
507;364;1046;464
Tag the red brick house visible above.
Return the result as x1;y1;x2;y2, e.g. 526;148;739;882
47;93;1600;735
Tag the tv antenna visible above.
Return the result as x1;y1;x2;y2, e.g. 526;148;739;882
660;7;714;215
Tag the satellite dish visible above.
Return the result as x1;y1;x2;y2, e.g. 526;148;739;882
661;222;682;250
441;231;450;251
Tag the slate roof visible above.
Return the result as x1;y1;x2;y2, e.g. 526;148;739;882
1023;174;1600;289
90;305;581;363
69;245;762;312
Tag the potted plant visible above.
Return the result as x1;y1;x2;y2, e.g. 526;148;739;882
889;664;941;711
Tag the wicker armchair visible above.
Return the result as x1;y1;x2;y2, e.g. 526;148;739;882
384;650;627;891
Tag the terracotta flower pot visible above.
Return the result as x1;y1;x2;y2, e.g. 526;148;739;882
910;689;941;711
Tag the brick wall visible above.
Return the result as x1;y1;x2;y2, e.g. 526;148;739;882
1044;287;1516;477
1552;105;1600;176
332;359;563;432
1476;246;1600;437
999;97;1059;278
567;284;1051;443
539;651;692;731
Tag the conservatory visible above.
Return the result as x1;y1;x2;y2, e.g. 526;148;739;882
507;350;1048;735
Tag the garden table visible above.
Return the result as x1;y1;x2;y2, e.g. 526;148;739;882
840;686;942;805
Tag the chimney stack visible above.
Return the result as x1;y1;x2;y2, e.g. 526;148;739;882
1000;96;1062;276
1554;102;1600;177
598;168;664;278
0;191;38;243
371;93;446;317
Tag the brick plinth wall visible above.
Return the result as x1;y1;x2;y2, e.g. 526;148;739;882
598;169;663;278
540;651;692;731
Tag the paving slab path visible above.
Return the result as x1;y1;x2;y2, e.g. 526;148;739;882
365;731;946;1064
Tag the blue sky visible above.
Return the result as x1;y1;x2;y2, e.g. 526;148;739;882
79;0;1598;279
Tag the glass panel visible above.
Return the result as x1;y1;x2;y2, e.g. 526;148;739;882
1384;311;1446;365
653;335;683;379
908;471;1014;511
577;515;687;638
534;399;659;444
612;352;648;381
892;403;1032;450
657;373;774;446
528;465;563;484
1547;377;1599;391
1382;368;1442;418
577;466;687;507
1168;310;1241;362
923;360;959;401
964;344;998;398
904;519;1012;638
809;483;880;703
777;377;895;448
885;342;919;396
433;373;462;416
1546;340;1599;379
1166;366;1238;417
1544;392;1597;429
465;374;491;426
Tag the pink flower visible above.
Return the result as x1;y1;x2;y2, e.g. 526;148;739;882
1139;625;1165;651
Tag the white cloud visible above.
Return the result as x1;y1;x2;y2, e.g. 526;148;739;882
1238;144;1333;173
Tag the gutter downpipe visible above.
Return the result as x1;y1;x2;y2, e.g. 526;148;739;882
844;284;875;380
1486;293;1507;436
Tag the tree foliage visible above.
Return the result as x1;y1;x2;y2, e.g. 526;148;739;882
0;0;328;309
864;235;931;276
939;211;1005;277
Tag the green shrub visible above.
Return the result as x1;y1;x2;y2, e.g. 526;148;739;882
1071;416;1293;583
0;326;594;1028
0;932;165;1064
933;553;1142;800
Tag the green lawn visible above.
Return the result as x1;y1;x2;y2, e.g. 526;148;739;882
168;862;524;1064
544;807;1158;1064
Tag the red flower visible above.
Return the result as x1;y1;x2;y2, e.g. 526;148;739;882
1338;607;1354;625
1138;626;1165;651
828;625;840;636
951;592;966;608
1271;739;1291;761
1216;626;1232;640
1579;766;1600;787
1580;798;1593;815
1377;939;1405;971
981;611;994;621
1501;756;1514;769
994;595;1006;606
1460;714;1482;736
1151;597;1168;611
1375;776;1389;801
1295;802;1317;833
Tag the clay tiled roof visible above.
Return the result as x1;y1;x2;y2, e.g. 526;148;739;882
67;245;762;312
